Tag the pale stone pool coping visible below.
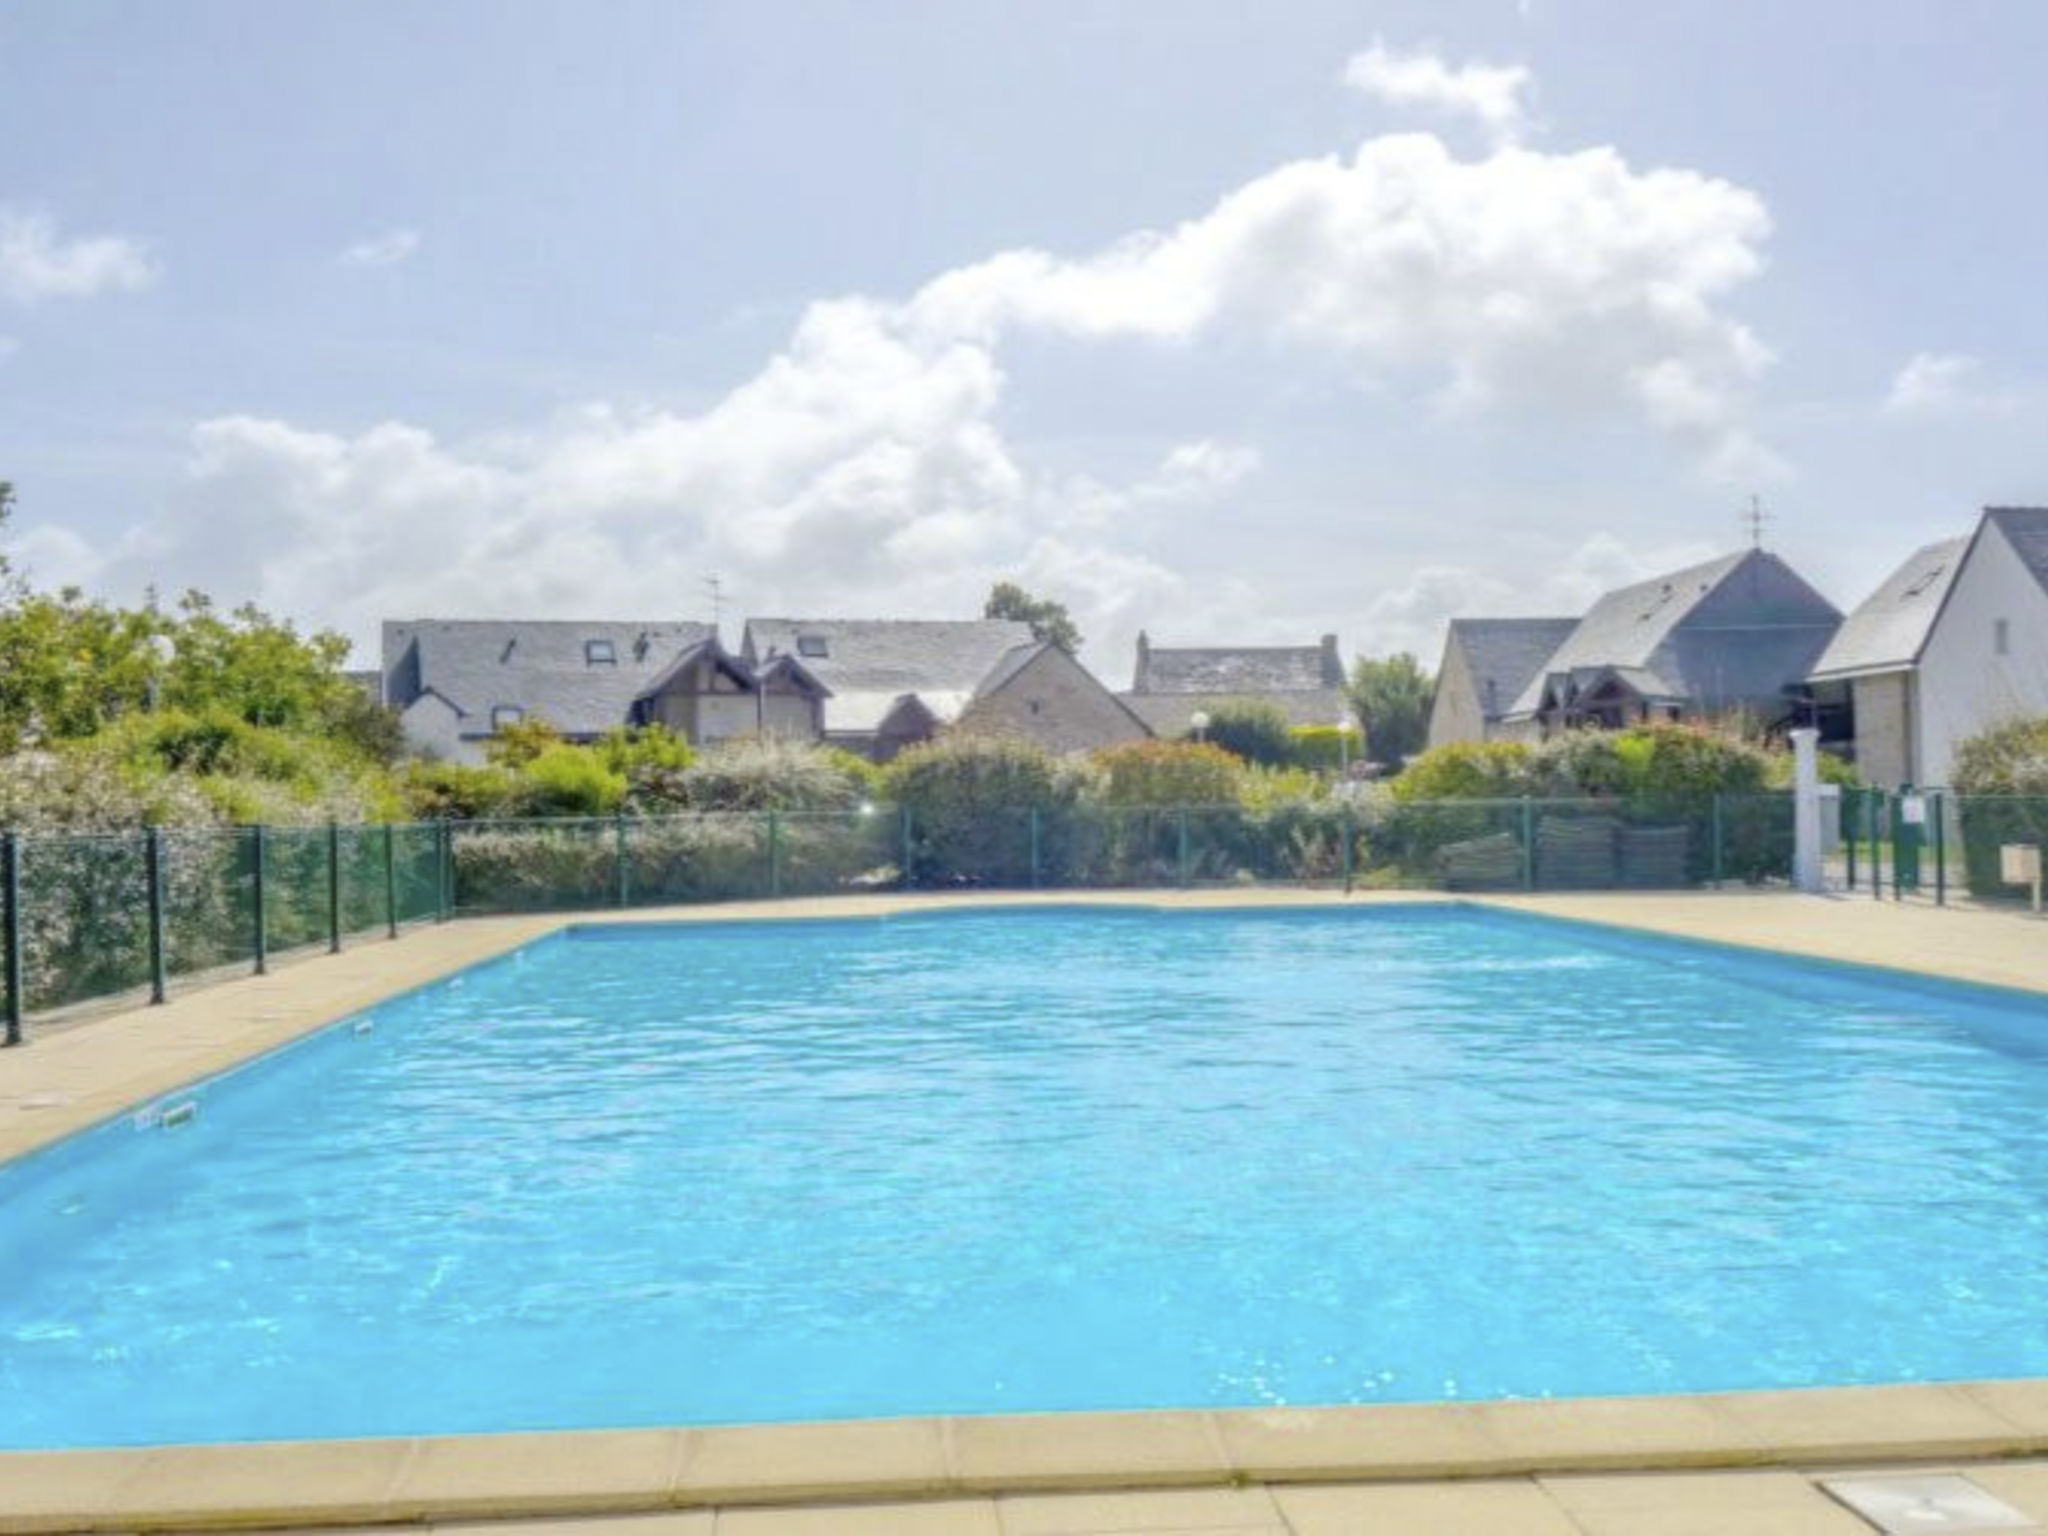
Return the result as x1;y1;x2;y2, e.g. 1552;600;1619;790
6;887;2048;1532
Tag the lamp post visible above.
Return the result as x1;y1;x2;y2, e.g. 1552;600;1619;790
1336;716;1351;778
1190;709;1210;745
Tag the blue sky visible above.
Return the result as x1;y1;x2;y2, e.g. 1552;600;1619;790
3;0;2045;672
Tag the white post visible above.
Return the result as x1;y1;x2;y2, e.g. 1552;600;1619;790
1791;727;1823;894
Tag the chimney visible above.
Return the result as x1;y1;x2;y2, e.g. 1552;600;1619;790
1133;630;1150;691
1320;633;1342;687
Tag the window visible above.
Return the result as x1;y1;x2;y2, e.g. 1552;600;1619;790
1996;618;2011;656
585;638;617;667
491;705;525;731
797;634;829;658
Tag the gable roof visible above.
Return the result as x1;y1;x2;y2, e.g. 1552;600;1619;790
1986;506;2048;596
1133;634;1344;694
382;619;710;737
1441;617;1578;722
1807;537;1967;682
741;617;1036;735
972;641;1158;738
1507;550;1838;719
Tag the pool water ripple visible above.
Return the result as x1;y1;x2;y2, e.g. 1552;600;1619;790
6;904;2048;1447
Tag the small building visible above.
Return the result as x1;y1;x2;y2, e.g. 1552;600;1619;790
627;636;831;744
740;617;1038;759
1500;550;1841;740
381;619;710;764
1119;632;1350;737
1426;617;1578;749
951;640;1153;754
1811;507;2048;786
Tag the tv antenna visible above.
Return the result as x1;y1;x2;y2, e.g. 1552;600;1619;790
703;572;725;635
1741;494;1771;550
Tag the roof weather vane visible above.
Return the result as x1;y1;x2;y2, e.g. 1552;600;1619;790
1741;494;1771;550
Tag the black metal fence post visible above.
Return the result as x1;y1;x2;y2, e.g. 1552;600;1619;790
767;810;782;898
384;823;399;939
3;831;22;1046
327;821;343;953
1710;793;1724;888
1934;790;1947;907
146;825;168;1004
1176;808;1190;889
1029;807;1041;890
251;824;268;975
1342;802;1355;895
437;820;453;921
1870;789;1884;903
899;804;914;890
614;812;630;908
1520;797;1536;890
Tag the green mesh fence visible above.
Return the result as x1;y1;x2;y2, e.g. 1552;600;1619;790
0;799;1805;1038
1950;794;2048;902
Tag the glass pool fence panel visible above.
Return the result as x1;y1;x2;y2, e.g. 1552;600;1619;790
260;825;336;957
163;826;257;981
391;823;444;925
15;831;155;1014
901;805;1035;890
767;810;902;897
1366;798;1532;891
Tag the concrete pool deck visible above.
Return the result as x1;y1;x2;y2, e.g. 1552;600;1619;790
6;887;2048;1533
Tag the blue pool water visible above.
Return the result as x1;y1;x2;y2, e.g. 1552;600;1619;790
6;903;2048;1448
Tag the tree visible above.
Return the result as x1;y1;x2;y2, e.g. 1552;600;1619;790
984;581;1082;653
1200;700;1294;767
1348;653;1434;767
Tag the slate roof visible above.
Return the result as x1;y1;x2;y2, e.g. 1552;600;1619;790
1807;538;1968;681
1441;618;1578;723
382;619;710;738
1116;687;1352;733
1506;550;1840;719
1133;638;1344;694
1987;506;2048;594
740;617;1036;735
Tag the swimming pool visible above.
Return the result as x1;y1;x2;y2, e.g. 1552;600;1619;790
4;902;2048;1449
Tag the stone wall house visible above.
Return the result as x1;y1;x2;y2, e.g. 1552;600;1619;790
950;641;1153;755
1118;632;1350;737
1426;617;1578;749
740;617;1036;760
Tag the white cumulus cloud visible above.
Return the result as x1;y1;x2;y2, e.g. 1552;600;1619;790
339;228;421;268
1343;39;1535;146
1883;351;2014;417
70;51;1782;670
0;208;156;303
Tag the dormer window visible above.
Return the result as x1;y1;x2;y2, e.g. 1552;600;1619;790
797;634;829;658
491;705;525;731
586;639;617;667
1903;564;1947;598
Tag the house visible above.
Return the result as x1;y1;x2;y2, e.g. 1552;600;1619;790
1119;632;1350;737
1426;617;1579;749
628;636;830;744
950;640;1153;754
1809;508;2048;786
1499;550;1842;740
381;619;710;763
740;618;1039;759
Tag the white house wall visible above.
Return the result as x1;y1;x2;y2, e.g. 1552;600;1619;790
1916;521;2048;785
399;694;481;766
1425;644;1485;749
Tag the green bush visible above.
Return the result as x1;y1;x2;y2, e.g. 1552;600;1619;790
884;736;1081;885
512;746;628;817
1200;701;1294;767
1949;717;2048;897
1288;724;1363;773
1391;741;1537;801
629;737;866;814
1091;740;1242;807
400;760;521;820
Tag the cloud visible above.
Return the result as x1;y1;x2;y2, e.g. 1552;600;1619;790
1882;351;2015;417
69;53;1781;671
0;208;156;303
1343;40;1535;146
907;130;1774;473
339;228;421;268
